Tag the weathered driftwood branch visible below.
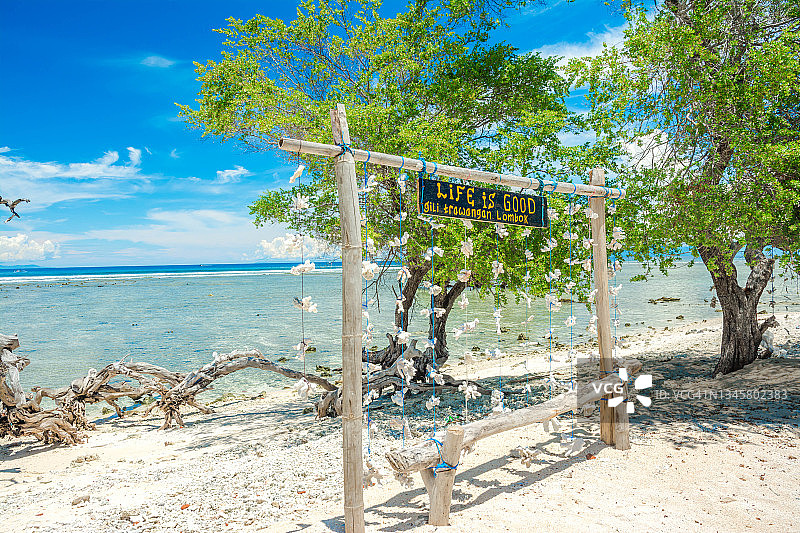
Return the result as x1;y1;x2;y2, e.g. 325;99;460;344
145;349;338;429
1;337;341;442
386;358;643;473
1;335;82;444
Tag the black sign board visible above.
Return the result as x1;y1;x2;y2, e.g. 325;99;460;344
417;176;548;228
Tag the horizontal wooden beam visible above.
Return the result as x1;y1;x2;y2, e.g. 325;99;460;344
278;137;625;200
385;358;642;473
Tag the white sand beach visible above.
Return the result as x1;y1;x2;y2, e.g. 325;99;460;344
2;313;799;532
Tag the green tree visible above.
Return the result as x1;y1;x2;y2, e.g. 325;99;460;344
180;0;614;373
571;0;800;375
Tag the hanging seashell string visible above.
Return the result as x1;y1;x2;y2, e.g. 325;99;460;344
361;154;373;457
395;162;408;445
289;160;316;400
457;218;478;420
491;222;506;413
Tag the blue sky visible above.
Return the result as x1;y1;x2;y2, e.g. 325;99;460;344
0;0;625;267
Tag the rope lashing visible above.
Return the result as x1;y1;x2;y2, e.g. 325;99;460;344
426;438;460;476
525;176;535;191
335;142;354;157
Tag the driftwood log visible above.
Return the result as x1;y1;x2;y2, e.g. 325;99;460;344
386;358;643;474
0;333;487;444
1;334;82;444
0;335;340;443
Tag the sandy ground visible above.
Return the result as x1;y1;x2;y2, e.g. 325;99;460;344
1;313;799;533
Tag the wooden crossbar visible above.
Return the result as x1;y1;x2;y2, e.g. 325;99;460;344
385;358;642;474
278;137;625;199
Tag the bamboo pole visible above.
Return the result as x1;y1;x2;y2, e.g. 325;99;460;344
278;137;625;199
385;359;642;473
427;426;464;526
589;168;616;446
330;104;365;533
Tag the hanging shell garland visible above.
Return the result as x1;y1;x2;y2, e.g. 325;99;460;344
361;260;380;280
459;381;481;400
292;193;310;211
460;237;474;257
289;164;305;183
293;296;318;313
491;260;505;279
425;395;440;411
293;377;315;400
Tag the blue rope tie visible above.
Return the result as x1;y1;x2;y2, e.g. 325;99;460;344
427;438;459;476
336;142;354;157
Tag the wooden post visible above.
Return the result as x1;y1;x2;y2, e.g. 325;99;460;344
614;382;631;450
589;168;616;446
331;104;365;533
425;425;464;526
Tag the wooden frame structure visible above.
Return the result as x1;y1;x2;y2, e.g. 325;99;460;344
283;104;631;531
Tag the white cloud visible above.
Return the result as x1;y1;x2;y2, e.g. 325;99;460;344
169;148;180;159
141;55;175;68
0;147;10;153
127;146;142;166
83;209;287;263
0;234;59;263
532;24;627;63
0;150;150;209
215;165;251;184
250;234;334;260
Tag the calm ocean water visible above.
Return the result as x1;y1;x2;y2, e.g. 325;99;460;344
2;261;798;402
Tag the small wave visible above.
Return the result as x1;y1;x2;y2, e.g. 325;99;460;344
0;267;344;285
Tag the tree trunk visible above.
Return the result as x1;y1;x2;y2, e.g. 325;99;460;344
367;263;430;369
395;263;430;331
429;281;466;365
698;244;776;376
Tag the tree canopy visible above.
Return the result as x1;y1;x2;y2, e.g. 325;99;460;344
570;0;800;374
180;0;619;362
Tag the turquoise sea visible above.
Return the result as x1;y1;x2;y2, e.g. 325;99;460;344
2;261;799;405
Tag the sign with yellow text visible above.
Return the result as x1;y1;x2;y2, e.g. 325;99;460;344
417;177;548;228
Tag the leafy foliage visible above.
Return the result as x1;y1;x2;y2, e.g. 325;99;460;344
570;0;800;274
